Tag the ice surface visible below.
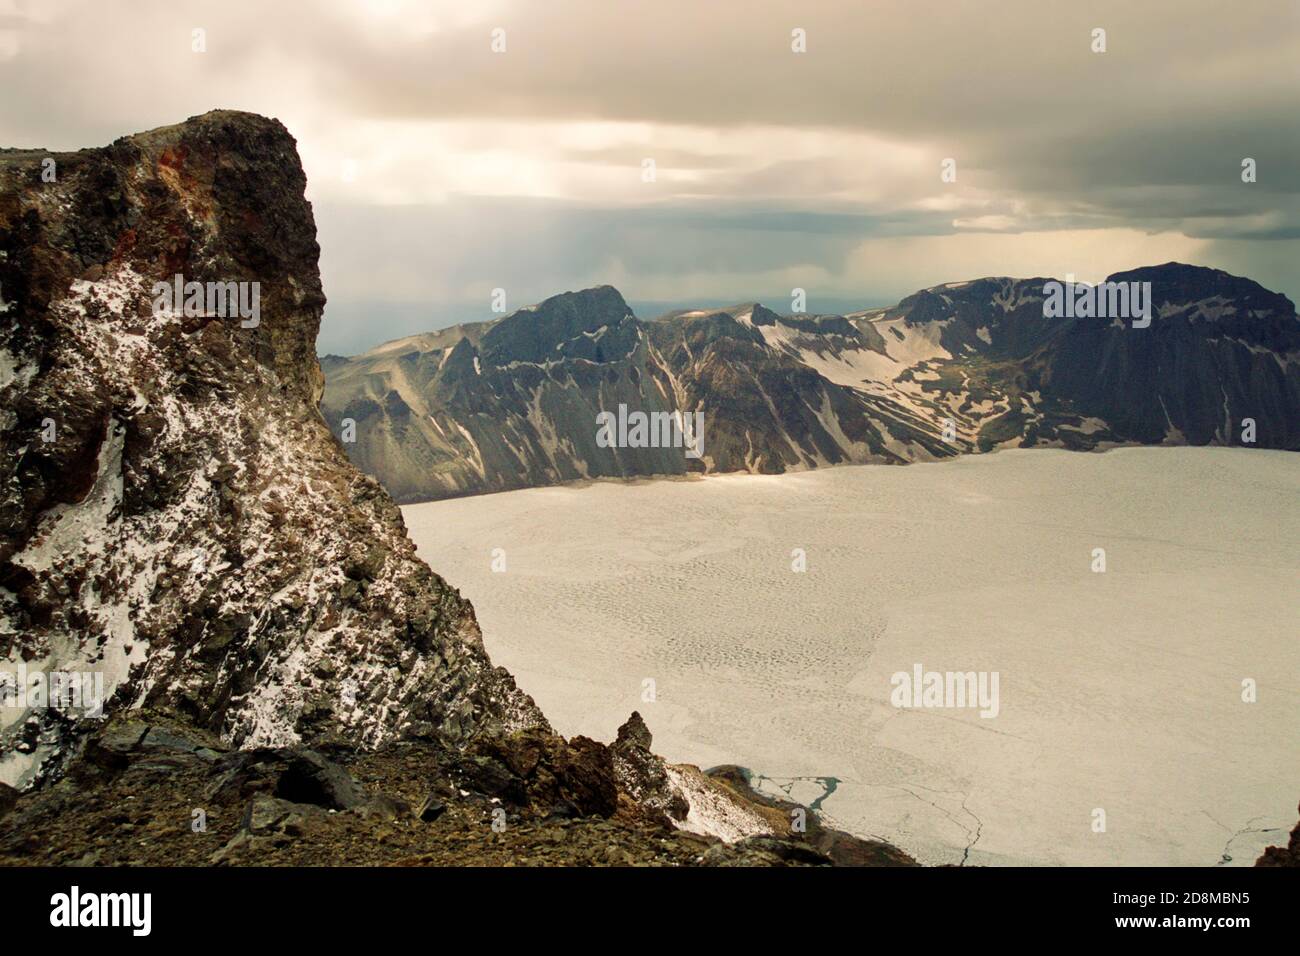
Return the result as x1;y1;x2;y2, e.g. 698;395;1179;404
405;448;1300;866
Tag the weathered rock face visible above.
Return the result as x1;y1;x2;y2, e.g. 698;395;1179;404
610;711;689;825
323;266;1300;503
0;111;546;788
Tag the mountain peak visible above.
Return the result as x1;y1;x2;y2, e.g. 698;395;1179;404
479;285;637;365
524;284;631;318
1105;262;1296;317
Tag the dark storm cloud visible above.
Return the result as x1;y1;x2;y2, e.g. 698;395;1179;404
1;0;1295;353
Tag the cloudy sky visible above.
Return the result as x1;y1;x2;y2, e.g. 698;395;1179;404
2;0;1297;353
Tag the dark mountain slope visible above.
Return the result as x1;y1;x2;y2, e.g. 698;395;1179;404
325;266;1299;502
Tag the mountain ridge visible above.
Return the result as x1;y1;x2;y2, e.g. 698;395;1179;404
323;263;1300;503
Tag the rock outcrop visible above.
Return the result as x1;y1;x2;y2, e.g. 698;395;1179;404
0;110;545;790
0;710;914;867
323;268;1300;502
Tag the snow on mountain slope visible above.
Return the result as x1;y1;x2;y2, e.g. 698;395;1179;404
323;270;1299;503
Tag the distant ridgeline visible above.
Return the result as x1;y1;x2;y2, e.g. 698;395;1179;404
321;264;1300;503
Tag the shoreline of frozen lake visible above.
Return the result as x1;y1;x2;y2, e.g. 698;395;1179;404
404;447;1300;866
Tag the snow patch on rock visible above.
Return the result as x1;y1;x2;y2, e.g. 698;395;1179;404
665;764;776;843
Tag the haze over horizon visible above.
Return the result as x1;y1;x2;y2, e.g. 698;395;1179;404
2;0;1296;354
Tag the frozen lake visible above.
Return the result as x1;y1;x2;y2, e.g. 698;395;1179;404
404;448;1300;865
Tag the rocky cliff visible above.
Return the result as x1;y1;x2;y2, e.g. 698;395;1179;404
323;267;1300;502
0;111;544;789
